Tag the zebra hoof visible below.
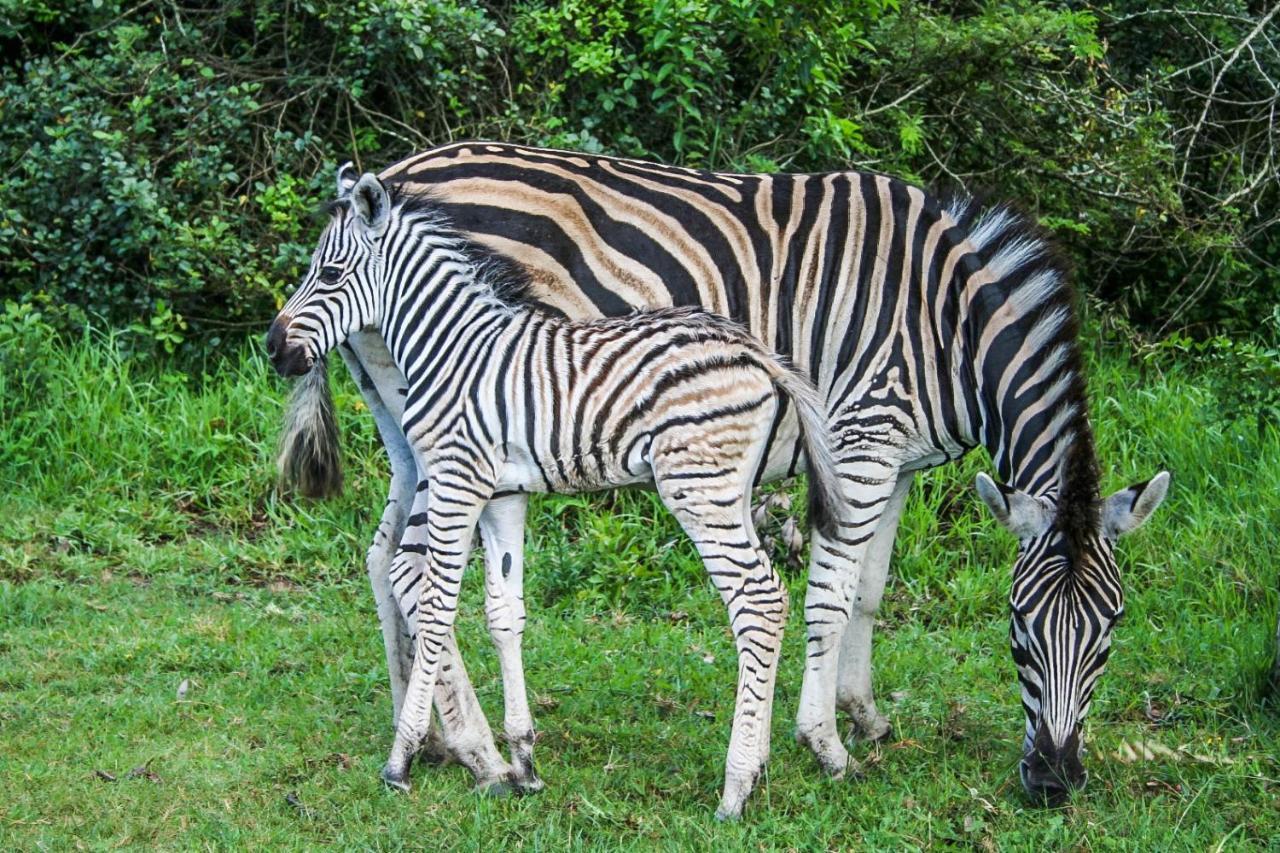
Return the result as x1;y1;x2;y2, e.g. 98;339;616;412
714;795;746;821
838;698;893;743
847;716;892;745
796;727;851;779
381;763;412;793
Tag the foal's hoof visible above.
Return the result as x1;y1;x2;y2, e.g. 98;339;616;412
511;758;545;794
796;727;852;779
714;806;742;822
852;715;892;744
381;764;412;793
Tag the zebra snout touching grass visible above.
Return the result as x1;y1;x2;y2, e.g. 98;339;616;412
267;168;844;820
975;468;1170;804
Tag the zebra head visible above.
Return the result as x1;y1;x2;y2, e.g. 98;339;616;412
267;163;390;377
975;469;1169;805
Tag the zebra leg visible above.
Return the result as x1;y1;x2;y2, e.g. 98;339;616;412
702;517;786;821
794;463;900;778
372;476;504;773
478;493;544;793
432;628;515;795
383;473;494;793
836;471;914;742
386;492;510;789
656;473;786;820
338;337;503;775
380;476;509;794
363;468;429;741
337;340;418;725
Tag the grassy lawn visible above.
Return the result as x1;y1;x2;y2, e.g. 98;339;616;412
2;334;1279;849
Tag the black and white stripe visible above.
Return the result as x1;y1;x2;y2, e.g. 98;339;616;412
275;145;1168;802
270;176;844;817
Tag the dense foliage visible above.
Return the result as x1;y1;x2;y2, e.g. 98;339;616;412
1;0;1277;354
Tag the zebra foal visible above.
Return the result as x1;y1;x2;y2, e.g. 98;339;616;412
266;170;843;819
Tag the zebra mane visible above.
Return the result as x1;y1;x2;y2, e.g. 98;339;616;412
390;184;539;309
324;182;539;309
945;193;1101;560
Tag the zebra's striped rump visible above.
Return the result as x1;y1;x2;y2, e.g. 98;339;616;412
270;173;843;818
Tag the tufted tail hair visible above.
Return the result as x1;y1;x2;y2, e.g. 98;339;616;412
764;361;843;537
276;356;343;499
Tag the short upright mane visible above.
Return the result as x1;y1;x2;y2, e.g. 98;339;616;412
386;183;538;309
323;183;538;309
946;195;1101;558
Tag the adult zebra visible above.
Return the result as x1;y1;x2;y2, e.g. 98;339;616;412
278;144;1168;803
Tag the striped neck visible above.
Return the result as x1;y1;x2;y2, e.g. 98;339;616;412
975;339;1097;502
379;214;523;394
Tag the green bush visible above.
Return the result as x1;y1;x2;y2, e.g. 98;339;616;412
0;0;511;352
0;0;1275;354
1142;307;1280;437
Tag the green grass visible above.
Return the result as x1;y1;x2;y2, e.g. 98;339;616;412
2;332;1279;849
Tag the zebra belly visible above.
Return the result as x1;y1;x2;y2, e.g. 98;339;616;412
494;441;656;496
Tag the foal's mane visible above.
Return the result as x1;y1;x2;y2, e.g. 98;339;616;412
322;183;539;310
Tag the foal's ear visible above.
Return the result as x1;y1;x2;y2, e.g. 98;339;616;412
975;473;1053;540
336;161;359;198
351;172;389;236
1102;471;1170;539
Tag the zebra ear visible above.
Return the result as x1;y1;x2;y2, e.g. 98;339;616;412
336;161;359;199
351;173;389;236
1102;470;1170;539
975;473;1052;540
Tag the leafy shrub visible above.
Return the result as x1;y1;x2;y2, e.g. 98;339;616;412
1144;308;1280;436
0;301;56;415
0;0;509;353
0;0;1275;353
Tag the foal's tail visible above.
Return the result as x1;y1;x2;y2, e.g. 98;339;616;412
276;356;344;499
761;358;843;537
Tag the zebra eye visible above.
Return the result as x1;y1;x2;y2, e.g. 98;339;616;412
318;265;343;284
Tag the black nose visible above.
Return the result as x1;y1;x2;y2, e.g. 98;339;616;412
1021;725;1086;806
266;318;287;360
266;316;310;377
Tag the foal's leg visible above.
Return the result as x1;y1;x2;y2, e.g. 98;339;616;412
671;500;787;820
339;337;506;778
382;483;510;793
654;438;787;821
479;493;543;792
836;471;913;741
383;465;494;791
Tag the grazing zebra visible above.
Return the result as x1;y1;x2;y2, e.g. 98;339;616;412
277;145;1169;803
267;171;844;818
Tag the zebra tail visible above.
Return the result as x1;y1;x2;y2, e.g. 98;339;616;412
765;361;843;537
276;356;344;499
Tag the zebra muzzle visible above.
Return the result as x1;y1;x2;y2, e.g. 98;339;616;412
1019;724;1086;805
266;316;311;377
